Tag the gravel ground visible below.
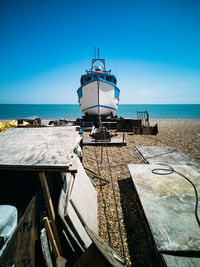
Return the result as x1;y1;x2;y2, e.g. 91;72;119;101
82;119;200;267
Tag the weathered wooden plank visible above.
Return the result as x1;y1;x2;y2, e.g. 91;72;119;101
56;256;67;267
39;172;56;221
134;146;200;170
58;178;92;251
0;164;70;172
128;164;200;252
162;254;200;267
40;228;53;267
66;202;92;249
83;138;126;146
70;158;98;234
68;156;78;173
73;227;125;267
0;127;81;171
0;197;36;266
39;172;62;255
43;217;61;258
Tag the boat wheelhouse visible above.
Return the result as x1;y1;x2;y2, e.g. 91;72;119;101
77;50;120;117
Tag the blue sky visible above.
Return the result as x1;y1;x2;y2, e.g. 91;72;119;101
0;0;200;104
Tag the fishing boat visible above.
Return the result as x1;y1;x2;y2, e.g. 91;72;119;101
77;49;120;117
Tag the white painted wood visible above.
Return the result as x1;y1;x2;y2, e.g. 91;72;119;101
40;228;53;267
0;127;81;170
58;188;92;249
80;80;118;116
64;172;74;213
58;189;85;252
58;173;74;216
128;164;200;252
66;202;92;249
70;158;98;234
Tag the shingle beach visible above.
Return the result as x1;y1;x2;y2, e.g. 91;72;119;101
83;119;200;266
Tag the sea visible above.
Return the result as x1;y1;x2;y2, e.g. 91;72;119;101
0;104;200;120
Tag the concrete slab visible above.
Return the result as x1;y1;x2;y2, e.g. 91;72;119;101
162;254;200;267
70;158;98;234
0;127;81;171
135;146;200;171
128;164;200;252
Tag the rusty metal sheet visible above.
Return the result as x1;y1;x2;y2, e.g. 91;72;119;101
128;164;200;252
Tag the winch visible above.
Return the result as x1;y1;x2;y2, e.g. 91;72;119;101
90;122;114;141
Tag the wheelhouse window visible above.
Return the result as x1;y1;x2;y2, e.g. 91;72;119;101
85;76;91;83
106;76;112;82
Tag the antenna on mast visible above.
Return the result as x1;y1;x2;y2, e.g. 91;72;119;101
88;47;110;73
94;47;96;59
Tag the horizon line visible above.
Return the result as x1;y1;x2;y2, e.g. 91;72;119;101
0;103;200;105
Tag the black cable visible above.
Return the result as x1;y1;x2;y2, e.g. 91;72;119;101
93;145;112;245
103;138;127;265
152;164;200;227
96;77;127;264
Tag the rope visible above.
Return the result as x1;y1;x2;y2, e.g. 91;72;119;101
152;164;200;227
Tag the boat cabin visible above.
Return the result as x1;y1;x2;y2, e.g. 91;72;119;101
80;73;117;86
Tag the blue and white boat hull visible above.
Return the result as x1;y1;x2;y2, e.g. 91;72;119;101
78;79;119;116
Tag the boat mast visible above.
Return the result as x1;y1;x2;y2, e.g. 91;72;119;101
86;48;111;73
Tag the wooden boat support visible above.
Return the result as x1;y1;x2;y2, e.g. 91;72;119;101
74;111;158;135
17;116;41;126
117;111;158;134
74;117;118;131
